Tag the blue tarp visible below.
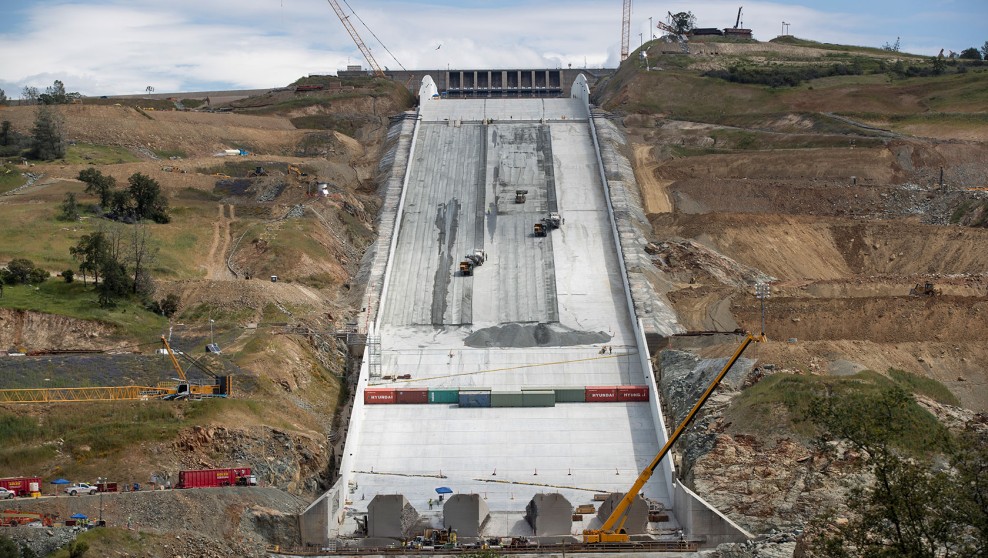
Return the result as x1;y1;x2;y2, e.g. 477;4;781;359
51;479;70;485
435;487;452;494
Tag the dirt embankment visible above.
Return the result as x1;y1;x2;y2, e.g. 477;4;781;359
5;486;303;558
0;309;124;351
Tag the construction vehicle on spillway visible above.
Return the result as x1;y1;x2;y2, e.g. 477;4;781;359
458;249;487;276
582;332;761;544
533;212;564;237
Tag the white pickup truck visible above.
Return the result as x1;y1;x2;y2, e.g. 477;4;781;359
64;482;98;496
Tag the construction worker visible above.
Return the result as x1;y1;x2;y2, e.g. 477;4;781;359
428;498;433;509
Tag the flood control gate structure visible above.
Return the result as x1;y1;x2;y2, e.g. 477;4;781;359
301;75;749;548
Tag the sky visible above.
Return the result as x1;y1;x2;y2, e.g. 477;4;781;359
0;0;985;97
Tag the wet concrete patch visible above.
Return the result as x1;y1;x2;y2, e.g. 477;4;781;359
463;322;611;348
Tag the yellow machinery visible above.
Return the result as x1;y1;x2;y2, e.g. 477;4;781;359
0;337;231;403
158;336;232;400
583;333;761;544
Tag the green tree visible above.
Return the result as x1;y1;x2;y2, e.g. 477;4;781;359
806;387;983;557
61;269;74;283
126;172;169;223
30;104;65;160
69;231;108;285
77;168;116;209
58;192;80;221
0;121;10;146
45;80;68;105
1;258;43;285
97;258;130;308
0;89;6;106
932;56;947;75
671;11;696;35
109;189;132;219
959;47;982;60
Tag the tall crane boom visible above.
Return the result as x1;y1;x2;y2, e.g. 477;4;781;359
620;0;632;61
584;332;761;543
325;0;386;77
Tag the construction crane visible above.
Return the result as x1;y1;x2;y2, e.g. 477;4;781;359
325;0;385;77
583;332;762;543
159;336;231;400
0;338;231;403
620;0;632;61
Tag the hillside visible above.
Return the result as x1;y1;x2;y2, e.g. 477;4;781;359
0;76;413;555
597;37;988;548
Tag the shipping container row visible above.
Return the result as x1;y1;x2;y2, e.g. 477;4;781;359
363;385;650;406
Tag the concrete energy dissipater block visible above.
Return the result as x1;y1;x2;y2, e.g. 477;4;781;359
443;494;490;537
525;493;573;536
368;494;418;539
596;493;648;534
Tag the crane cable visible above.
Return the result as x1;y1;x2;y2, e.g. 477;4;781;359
341;0;407;71
367;351;637;386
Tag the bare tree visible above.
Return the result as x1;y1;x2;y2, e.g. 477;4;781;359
0;89;7;106
21;86;39;105
128;222;159;295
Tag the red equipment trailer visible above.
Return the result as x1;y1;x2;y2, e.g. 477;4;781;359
176;468;256;489
0;477;41;497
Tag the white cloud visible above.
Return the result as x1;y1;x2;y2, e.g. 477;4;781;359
0;0;982;96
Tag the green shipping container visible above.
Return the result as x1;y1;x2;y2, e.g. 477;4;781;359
523;386;584;403
522;390;556;407
553;388;585;403
428;389;459;404
491;391;524;407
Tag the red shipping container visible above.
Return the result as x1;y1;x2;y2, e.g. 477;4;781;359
0;477;42;497
617;386;649;402
585;386;618;402
364;388;396;404
177;468;253;489
396;388;429;404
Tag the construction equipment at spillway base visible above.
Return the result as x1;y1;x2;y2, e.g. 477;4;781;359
584;333;762;544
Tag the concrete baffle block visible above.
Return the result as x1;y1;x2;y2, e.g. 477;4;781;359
596;493;648;535
443;494;490;537
525;493;573;536
368;494;419;539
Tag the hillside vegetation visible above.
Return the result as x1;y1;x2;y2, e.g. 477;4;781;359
600;37;988;548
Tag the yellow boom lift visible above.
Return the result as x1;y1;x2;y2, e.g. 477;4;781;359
583;332;761;544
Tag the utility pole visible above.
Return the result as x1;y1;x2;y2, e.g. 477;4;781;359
649;16;653;38
755;283;770;338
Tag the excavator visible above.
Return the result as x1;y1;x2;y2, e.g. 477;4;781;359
583;332;761;544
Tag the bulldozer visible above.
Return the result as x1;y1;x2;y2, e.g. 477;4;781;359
909;282;942;297
515;189;528;204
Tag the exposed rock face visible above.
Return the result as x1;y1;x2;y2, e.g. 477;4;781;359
173;425;330;494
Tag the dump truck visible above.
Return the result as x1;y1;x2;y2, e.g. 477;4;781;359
534;212;564;236
458;249;487;276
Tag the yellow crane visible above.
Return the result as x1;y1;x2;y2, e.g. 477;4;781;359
583;332;761;543
0;337;231;403
158;336;232;400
